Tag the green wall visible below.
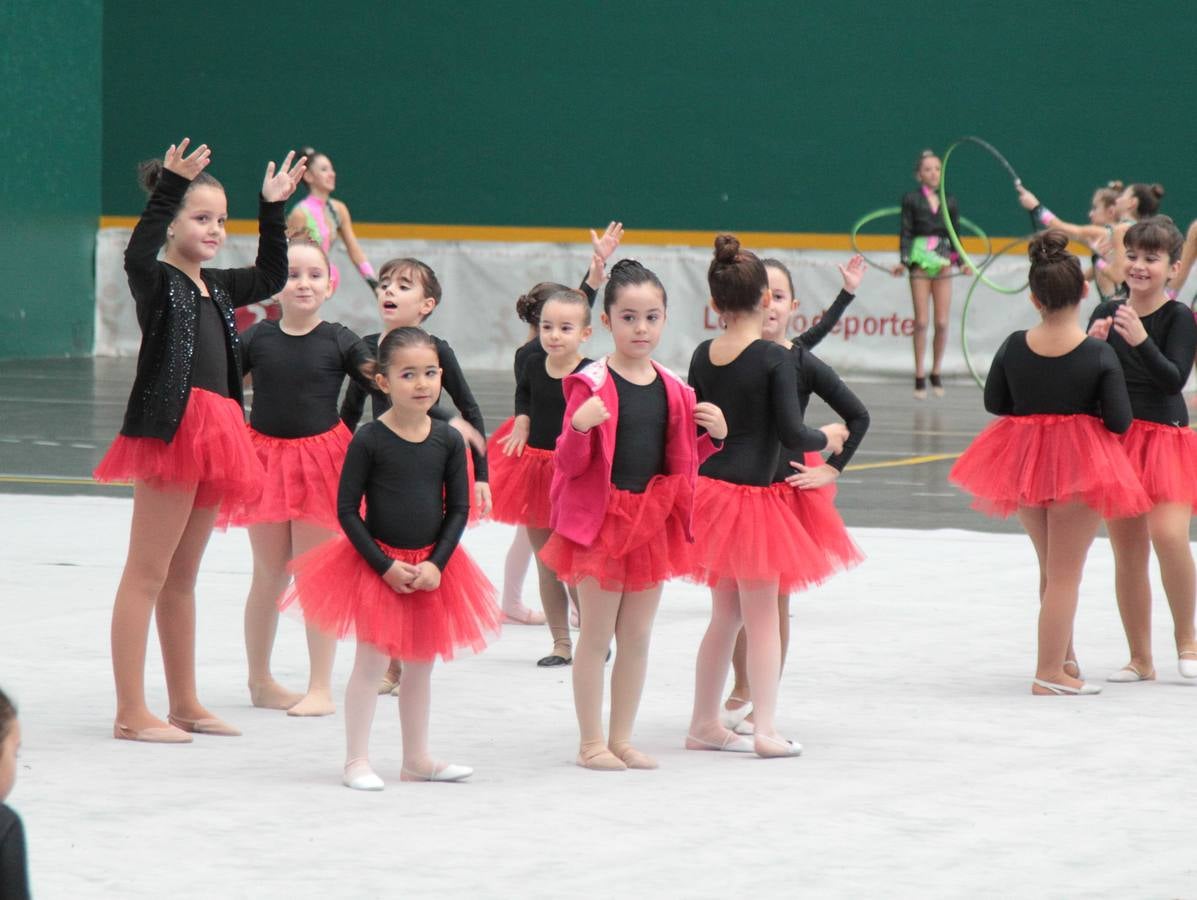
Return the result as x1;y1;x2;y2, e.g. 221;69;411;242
1;1;102;359
101;1;1197;235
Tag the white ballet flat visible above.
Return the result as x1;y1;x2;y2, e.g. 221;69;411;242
754;734;803;758
1179;652;1197;679
1106;665;1155;683
684;732;755;753
718;699;753;732
401;763;473;782
1033;678;1102;696
342;766;385;791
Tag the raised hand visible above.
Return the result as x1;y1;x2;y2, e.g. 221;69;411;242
838;254;866;293
693;401;728;440
591;221;624;261
163;138;211;180
819;423;849;455
409;561;442;591
383;560;419;594
261;150;308;203
499;415;530;457
586;252;606;289
786;460;840;490
1017;185;1040;211
571;395;610;432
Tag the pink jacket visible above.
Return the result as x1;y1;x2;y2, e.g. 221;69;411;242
549;356;721;547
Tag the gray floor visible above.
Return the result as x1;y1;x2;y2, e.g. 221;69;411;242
0;356;1017;532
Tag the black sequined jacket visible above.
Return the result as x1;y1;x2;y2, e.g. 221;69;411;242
898;189;960;267
120;169;287;442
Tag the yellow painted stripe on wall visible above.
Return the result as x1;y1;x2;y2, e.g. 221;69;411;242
97;216;1055;253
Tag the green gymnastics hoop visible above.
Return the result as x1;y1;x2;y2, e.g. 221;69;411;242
959;236;1032;389
849;207;992;276
939;136;1029;295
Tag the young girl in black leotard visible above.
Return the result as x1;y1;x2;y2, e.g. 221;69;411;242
1085;217;1197;684
94;139;305;743
951;231;1149;695
686;235;848;759
220;233;375;717
283;328;501;789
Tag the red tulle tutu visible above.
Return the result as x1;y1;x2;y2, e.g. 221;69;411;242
1119;419;1197;509
217;423;350;530
949;414;1152;518
770;480;864;574
281;537;501;662
689;476;837;593
487;423;555;528
539;474;697;592
93;387;263;509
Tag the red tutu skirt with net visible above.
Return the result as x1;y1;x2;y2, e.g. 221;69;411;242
487;418;555;529
93;387;263;509
1119;419;1197;509
689;476;837;593
217;423;350;531
539;474;697;592
769;479;864;574
949;414;1151;519
281;537;501;662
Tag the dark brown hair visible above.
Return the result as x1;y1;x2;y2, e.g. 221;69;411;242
1124;215;1184;264
137;158;223;197
603;259;667;314
299;146;331;169
378;258;443;315
1027;231;1084;311
708;234;767;314
1128;183;1165;217
761;258;795;298
377;326;438;371
516;281;571;326
541;287;592;326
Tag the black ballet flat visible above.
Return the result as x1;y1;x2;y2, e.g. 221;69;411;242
536;654;572;668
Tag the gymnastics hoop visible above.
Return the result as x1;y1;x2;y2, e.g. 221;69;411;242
938;136;1030;295
959;236;1032;389
849;207;992;276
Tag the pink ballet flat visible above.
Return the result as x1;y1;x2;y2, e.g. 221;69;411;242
113;722;192;744
167;714;242;736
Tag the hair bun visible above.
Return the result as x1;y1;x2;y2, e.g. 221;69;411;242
713;233;741;264
1028;230;1070;266
286;224;315;243
137;158;164;194
299;146;318;158
1151;183;1166;199
1107;179;1124;191
515;293;538;324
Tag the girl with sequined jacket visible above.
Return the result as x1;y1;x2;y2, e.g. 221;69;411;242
94;138;306;744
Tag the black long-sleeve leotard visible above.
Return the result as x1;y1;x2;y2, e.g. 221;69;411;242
772;344;870;481
0;804;29;900
241;321;374;438
120;168;287;440
609;369;667;493
1087;299;1196;426
899;189;960;268
337;419;469;574
983;331;1133;432
515;355;592;450
688;339;828;486
339;333;488;480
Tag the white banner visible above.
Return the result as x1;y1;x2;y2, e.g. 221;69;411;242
96;229;1043;378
